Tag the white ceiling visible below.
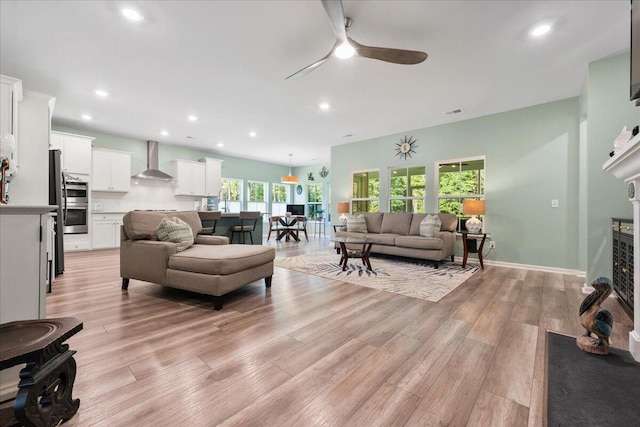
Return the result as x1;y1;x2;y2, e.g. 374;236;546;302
0;0;630;166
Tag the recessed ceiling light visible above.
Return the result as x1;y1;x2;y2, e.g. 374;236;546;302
122;8;144;21
81;114;92;120
217;142;224;147
530;23;551;37
249;131;257;137
160;130;168;136
335;42;355;59
319;102;330;110
95;89;108;97
188;115;198;122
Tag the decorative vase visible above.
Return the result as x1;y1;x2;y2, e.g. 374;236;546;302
465;216;482;233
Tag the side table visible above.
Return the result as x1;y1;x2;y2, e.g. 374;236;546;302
459;231;489;269
0;317;83;427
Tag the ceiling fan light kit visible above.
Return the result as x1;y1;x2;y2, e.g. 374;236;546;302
285;0;428;80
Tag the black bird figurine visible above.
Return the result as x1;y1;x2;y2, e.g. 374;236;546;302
576;276;614;355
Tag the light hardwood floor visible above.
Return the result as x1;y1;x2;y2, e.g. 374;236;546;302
34;238;634;426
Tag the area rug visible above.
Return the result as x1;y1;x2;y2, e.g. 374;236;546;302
274;253;479;302
547;331;640;426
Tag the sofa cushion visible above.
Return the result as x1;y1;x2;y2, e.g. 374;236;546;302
123;211;168;240
438;213;459;232
362;212;384;234
168;244;275;275
335;231;398;246
380;213;412;235
156;217;194;251
172;211;203;235
420;214;441;237
395;235;444;250
347;215;367;233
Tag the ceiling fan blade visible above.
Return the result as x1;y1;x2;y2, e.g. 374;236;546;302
285;49;334;80
321;0;347;42
349;37;428;65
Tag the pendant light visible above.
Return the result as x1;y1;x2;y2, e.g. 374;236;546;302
281;153;299;184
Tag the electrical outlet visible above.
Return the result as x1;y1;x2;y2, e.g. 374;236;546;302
489;241;496;249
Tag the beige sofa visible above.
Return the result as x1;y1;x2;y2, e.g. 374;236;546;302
120;210;275;310
335;212;458;267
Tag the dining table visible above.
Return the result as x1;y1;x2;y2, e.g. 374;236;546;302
276;215;300;242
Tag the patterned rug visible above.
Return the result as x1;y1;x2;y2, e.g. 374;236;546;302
274;253;479;302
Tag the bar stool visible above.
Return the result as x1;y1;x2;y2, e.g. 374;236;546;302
230;211;261;244
199;211;221;235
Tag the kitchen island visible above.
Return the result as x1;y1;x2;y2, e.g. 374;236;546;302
198;211;264;245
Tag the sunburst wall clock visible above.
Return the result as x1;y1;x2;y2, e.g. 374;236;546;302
395;136;418;160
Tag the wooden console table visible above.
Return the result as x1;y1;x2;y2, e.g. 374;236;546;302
0;317;83;427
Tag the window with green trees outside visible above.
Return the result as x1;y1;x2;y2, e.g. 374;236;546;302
307;183;323;219
221;178;242;213
437;157;485;229
352;170;379;213
389;166;426;213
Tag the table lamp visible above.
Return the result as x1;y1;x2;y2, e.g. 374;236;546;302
337;202;350;225
462;200;485;233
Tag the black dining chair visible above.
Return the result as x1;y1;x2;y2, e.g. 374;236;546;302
230;211;261;244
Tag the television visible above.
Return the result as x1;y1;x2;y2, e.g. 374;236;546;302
632;0;640;105
286;204;305;215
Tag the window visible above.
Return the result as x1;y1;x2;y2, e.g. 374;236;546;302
247;180;267;214
307;183;323;219
271;183;289;216
352;170;379;213
389;166;426;213
437;157;485;229
221;178;242;213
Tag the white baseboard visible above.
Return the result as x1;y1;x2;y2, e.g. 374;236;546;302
630;330;640;362
454;257;585;276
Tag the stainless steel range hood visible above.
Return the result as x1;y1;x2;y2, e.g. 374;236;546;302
131;140;175;181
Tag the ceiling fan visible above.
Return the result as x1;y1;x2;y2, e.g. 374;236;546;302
285;0;428;80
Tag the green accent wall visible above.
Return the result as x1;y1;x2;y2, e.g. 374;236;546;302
584;54;638;284
332;98;580;269
331;53;638;273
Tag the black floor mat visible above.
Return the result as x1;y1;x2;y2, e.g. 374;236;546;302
547;331;640;427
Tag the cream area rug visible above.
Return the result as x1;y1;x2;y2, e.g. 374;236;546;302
274;253;479;303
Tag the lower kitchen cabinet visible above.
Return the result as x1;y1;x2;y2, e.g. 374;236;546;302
92;213;124;249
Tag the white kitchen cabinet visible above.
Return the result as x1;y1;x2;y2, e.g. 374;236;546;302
63;233;90;251
0;205;50;400
50;131;94;175
0;75;23;172
92;149;131;192
92;213;124;249
200;157;223;197
173;159;206;196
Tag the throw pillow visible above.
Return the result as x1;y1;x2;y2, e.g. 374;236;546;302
156;217;194;251
346;214;367;233
419;214;441;237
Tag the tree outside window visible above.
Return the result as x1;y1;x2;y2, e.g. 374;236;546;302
307;183;323;219
437;157;485;230
247;180;267;214
271;183;289;216
221;178;242;212
352;170;379;213
389;166;425;213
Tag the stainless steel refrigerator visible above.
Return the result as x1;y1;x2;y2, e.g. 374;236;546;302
49;149;64;276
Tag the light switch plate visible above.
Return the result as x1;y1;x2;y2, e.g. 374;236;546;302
551;199;559;208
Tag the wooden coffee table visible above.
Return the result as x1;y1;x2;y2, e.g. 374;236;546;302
331;236;379;271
